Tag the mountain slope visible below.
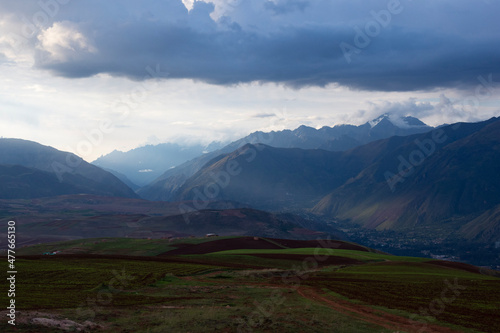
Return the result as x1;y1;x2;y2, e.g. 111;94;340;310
172;144;361;210
100;167;141;191
0;139;138;199
0;164;84;199
460;204;500;243
139;114;432;201
312;117;500;239
92;143;215;187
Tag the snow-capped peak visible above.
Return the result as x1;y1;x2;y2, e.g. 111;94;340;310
368;113;390;128
369;113;428;129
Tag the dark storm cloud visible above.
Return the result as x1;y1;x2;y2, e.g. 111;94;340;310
263;0;310;15
3;0;500;91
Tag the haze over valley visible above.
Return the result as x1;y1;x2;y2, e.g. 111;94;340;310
1;1;499;332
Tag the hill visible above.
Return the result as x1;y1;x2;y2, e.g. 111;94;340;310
0;139;137;199
0;194;340;246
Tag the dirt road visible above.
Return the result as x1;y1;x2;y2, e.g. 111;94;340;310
296;287;462;333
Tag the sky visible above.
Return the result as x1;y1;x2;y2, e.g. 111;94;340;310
1;0;499;161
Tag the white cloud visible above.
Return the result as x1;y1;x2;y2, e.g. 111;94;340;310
182;0;195;11
37;21;97;63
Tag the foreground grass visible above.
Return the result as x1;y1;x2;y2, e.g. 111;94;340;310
1;257;224;310
1;256;389;333
2;238;499;332
302;261;500;333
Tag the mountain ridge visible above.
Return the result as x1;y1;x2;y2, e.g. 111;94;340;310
312;117;500;239
0;138;138;199
138;113;433;201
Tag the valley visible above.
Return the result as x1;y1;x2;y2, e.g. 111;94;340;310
1;115;499;332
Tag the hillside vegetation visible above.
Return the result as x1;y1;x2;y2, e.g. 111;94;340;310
3;236;499;333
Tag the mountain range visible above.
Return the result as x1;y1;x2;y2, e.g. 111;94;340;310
137;114;432;201
164;117;500;244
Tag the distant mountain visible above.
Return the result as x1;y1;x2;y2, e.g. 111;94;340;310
0;139;137;199
233;114;430;152
101;167;140;191
92;143;222;187
137;147;235;201
172;144;358;211
138;114;432;201
312;117;500;241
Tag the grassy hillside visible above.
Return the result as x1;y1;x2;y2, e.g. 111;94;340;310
2;236;499;332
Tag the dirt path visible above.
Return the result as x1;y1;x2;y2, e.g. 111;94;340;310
181;271;464;332
296;287;462;333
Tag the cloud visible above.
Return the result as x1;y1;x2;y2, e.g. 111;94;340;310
264;0;309;15
1;0;499;91
37;21;97;63
368;99;434;119
364;93;493;127
251;113;276;118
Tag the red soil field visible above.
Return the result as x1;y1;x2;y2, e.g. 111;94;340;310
161;237;369;255
163;237;283;255
425;260;482;274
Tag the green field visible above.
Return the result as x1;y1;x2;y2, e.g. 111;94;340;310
2;237;499;332
209;247;431;262
15;236;239;256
